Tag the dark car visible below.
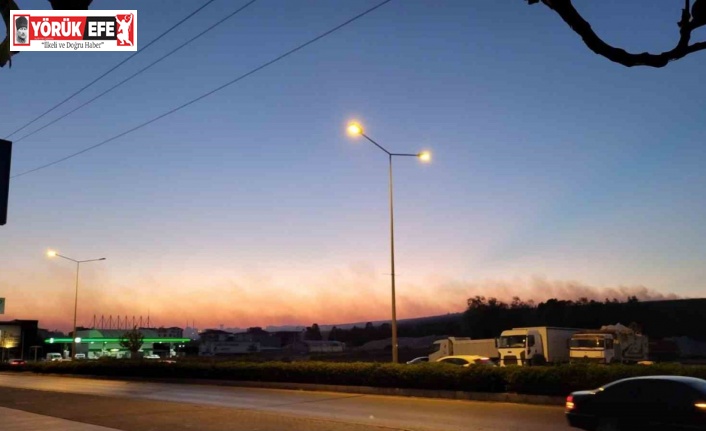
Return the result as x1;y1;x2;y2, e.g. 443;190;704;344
8;359;26;366
566;375;706;431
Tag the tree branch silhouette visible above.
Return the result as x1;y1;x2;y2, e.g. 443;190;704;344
528;0;706;67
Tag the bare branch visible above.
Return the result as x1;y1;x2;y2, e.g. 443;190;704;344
530;0;706;67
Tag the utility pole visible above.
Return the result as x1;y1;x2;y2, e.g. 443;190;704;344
0;330;5;362
0;139;11;226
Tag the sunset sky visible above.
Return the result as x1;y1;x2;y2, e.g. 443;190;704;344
2;1;704;332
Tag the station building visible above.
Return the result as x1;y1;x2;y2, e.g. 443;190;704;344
45;328;190;359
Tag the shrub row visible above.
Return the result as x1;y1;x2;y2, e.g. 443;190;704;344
3;361;706;396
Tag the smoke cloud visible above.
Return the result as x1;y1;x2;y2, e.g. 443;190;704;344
1;266;681;331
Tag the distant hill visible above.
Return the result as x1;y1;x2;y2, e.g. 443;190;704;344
294;312;464;332
234;298;706;341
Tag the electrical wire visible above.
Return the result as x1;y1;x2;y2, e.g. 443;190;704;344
14;0;259;144
3;0;218;140
11;0;393;179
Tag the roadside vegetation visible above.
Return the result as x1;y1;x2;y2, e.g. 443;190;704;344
3;360;706;396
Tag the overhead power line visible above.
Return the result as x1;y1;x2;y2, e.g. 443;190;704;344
14;0;259;144
3;0;218;140
11;0;393;179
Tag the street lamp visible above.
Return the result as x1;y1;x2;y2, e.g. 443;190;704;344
47;249;105;359
346;121;430;364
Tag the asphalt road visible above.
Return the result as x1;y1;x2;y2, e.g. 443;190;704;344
0;373;574;431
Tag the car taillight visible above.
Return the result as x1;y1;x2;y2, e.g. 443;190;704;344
566;395;575;410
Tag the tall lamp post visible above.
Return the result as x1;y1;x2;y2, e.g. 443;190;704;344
47;250;105;359
346;121;430;364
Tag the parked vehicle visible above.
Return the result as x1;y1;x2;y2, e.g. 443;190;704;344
406;356;429;365
497;327;581;366
429;337;498;362
74;353;86;360
570;323;649;364
566;375;706;430
144;354;161;359
46;353;62;362
435;355;495;367
8;359;26;366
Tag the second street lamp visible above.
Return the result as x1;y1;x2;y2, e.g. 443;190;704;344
47;250;106;359
346;121;430;364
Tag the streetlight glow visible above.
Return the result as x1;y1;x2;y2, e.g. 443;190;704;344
347;122;363;137
47;250;57;257
418;151;431;163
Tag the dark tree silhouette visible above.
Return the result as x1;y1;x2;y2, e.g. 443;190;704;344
119;326;144;357
528;0;706;67
461;296;706;342
47;0;92;9
1;0;92;67
304;323;323;341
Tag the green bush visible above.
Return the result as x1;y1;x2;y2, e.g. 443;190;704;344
3;361;706;397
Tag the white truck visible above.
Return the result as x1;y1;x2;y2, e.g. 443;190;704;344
569;323;649;364
497;327;581;366
429;337;498;362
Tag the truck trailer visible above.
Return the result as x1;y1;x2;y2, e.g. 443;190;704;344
429;337;498;362
497;327;581;366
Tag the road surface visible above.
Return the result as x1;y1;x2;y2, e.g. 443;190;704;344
0;373;574;431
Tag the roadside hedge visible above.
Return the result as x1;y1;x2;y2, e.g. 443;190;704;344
3;361;706;396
